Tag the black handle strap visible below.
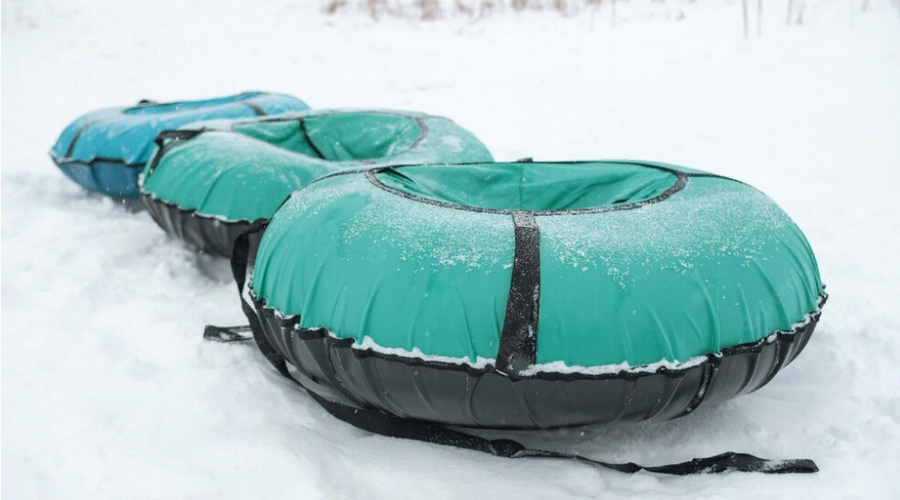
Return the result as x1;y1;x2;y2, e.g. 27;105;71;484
225;222;294;381
203;325;253;343
144;129;206;178
304;387;817;474
204;227;818;476
153;129;205;151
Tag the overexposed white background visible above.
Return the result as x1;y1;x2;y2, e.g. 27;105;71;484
2;0;899;498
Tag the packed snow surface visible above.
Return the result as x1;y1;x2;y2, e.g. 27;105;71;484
2;0;899;498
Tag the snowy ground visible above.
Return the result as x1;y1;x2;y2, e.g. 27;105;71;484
3;0;900;498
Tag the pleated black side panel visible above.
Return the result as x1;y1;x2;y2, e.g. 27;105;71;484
142;194;262;259
252;296;821;430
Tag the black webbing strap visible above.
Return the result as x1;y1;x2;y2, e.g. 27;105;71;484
299;117;328;160
144;129;206;178
240;100;267;116
305;387;817;474
203;227;819;476
153;129;205;150
220;222;294;380
64;118;108;159
203;325;252;343
496;213;541;375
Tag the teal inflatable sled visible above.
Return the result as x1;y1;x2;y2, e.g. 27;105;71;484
209;160;826;474
244;160;826;429
49;91;309;198
140;109;493;257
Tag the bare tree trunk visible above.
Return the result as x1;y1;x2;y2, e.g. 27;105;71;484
787;0;793;25
611;0;616;27
757;0;763;36
741;0;749;38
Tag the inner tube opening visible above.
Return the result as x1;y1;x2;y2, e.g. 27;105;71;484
373;162;681;213
232;112;425;162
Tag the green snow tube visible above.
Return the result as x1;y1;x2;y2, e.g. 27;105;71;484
244;160;826;430
140;109;493;257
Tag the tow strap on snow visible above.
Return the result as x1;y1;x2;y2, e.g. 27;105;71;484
204;226;819;476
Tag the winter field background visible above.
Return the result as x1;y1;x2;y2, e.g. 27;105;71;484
2;0;899;498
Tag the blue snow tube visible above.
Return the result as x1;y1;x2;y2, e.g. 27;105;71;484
49;91;310;198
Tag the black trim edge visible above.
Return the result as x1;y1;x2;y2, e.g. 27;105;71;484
365;162;691;216
253;292;827;383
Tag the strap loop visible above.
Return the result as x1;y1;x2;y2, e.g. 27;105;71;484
153;129;204;150
203;325;253;343
145;129;206;178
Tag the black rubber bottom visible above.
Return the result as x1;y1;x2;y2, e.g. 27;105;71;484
253;294;825;430
142;194;263;259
